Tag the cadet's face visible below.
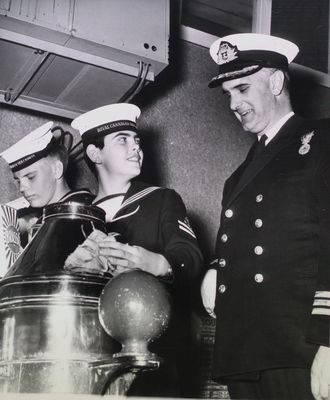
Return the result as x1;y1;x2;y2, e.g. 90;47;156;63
221;69;277;135
101;131;143;179
13;158;57;208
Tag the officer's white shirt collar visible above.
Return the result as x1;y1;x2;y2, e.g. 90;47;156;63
258;111;294;145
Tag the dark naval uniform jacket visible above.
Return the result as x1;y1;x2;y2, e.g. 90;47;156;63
211;115;330;380
95;180;203;286
95;180;203;396
94;181;203;343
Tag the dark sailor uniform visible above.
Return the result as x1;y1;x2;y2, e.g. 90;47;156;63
211;115;330;380
94;181;202;283
94;180;204;396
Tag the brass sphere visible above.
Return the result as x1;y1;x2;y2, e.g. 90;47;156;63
98;269;171;358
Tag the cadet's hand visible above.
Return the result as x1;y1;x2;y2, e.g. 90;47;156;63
311;345;330;400
98;238;170;277
64;229;108;275
201;269;217;318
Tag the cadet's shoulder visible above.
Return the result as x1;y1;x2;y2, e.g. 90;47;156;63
134;181;182;202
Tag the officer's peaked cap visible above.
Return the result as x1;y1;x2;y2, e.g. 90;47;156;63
209;33;299;88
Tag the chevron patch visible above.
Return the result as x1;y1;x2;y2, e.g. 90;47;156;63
178;218;196;239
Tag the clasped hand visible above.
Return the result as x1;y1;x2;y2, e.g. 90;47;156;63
98;234;170;277
64;229;170;277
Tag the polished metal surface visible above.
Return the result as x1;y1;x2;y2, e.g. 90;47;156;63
99;269;171;358
0;275;123;393
43;202;106;223
0;203;115;393
5;203;107;278
0;203;166;394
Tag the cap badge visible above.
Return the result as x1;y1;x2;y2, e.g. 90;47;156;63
217;41;238;65
299;131;314;155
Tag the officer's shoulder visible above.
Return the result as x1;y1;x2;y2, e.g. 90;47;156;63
305;118;330;133
303;118;330;144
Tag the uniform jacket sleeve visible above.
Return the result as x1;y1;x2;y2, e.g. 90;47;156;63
158;189;203;286
307;128;330;346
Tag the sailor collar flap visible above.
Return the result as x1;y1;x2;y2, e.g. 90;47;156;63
109;183;163;221
119;185;162;212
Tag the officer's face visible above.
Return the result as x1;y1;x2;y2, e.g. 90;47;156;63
222;69;278;135
100;130;143;179
13;158;58;208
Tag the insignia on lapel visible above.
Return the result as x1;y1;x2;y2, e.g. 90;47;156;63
298;131;314;155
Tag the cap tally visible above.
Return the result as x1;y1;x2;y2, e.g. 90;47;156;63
1;121;55;172
71;103;141;146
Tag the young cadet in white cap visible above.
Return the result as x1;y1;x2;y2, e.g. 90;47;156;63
201;33;330;400
71;102;203;397
1;122;93;243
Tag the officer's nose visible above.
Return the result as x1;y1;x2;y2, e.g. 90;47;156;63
230;95;242;112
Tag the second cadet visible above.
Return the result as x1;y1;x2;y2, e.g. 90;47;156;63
1;121;93;244
70;103;204;397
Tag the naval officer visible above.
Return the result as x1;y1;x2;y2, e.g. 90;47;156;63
201;33;330;400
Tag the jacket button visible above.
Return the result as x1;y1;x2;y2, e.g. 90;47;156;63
255;219;263;228
256;194;263;203
225;209;233;218
219;258;226;268
221;234;228;243
254;246;263;255
254;273;264;283
219;284;226;293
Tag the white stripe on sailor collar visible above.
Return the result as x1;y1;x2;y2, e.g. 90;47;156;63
120;186;161;209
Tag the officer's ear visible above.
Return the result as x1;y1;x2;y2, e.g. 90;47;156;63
269;70;285;96
86;144;102;164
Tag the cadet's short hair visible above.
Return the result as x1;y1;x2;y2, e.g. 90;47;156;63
82;135;104;176
47;140;69;173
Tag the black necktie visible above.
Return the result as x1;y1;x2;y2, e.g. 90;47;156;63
251;134;267;160
236;134;268;187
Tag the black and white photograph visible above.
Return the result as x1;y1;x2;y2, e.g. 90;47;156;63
0;1;330;399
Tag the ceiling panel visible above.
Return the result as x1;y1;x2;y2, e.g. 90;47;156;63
0;0;169;119
181;0;254;36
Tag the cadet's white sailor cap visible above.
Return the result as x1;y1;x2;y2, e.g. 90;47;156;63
71;103;141;146
0;121;55;172
209;33;299;88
